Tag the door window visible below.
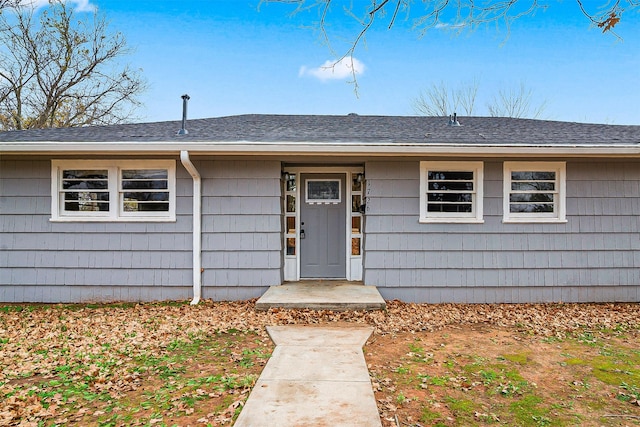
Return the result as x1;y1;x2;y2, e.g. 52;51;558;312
305;179;341;204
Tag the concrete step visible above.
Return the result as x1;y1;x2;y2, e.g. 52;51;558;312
255;282;386;311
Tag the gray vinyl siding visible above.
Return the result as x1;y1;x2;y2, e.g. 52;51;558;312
3;155;639;304
0;157;193;302
199;159;282;300
0;158;282;303
363;160;640;303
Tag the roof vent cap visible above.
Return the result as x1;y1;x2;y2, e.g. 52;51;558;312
177;94;190;135
448;113;462;127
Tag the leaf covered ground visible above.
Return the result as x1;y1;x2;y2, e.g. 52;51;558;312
1;300;639;426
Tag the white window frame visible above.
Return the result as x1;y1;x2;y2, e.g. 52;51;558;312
51;160;176;222
503;161;566;223
420;161;484;223
305;178;341;204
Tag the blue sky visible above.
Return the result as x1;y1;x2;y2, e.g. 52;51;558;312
80;1;639;124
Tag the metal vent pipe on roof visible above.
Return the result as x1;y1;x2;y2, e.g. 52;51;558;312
448;112;461;127
177;94;190;135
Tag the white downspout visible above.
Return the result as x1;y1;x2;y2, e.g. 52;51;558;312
180;151;202;305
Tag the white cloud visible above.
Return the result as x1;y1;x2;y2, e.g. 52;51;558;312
299;57;366;81
20;0;96;12
68;0;96;12
435;22;466;30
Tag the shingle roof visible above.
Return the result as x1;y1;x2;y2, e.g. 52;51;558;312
1;114;639;145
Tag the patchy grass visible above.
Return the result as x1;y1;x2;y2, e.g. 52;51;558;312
1;300;639;426
3;329;270;426
0;302;273;426
366;324;640;427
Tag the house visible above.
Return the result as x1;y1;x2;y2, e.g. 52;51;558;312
1;114;639;304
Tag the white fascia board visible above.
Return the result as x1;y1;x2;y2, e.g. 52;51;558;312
1;140;640;158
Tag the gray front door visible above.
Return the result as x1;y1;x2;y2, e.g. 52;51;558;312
300;173;347;278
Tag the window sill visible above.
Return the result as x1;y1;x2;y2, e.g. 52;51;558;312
419;218;484;224
50;217;176;223
502;218;567;224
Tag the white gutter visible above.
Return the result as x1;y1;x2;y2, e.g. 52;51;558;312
180;151;202;305
2;141;640;157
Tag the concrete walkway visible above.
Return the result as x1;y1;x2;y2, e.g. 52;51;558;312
234;325;382;427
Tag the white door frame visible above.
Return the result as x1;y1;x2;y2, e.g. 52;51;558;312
282;166;364;282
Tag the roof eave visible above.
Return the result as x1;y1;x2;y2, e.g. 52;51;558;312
1;141;639;158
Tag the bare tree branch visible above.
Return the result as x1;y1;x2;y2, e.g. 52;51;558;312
264;0;638;36
413;79;479;116
0;0;146;130
413;79;545;119
262;0;638;84
0;0;20;10
413;81;452;116
487;81;547;118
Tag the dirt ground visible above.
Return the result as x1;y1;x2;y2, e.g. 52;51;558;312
1;300;639;426
366;324;640;426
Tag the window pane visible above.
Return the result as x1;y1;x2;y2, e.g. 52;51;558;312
428;193;473;203
122;169;168;180
286;177;297;192
508;168;559;217
64;201;110;211
352;216;361;233
428;203;472;213
63;170;108;179
511;171;556;181
425;168;476;217
286;216;296;233
63;180;108;190
286;238;296;255
351;238;361;256
123;202;170;212
286;195;296;213
511;182;555;191
352;180;362;192
62;170;108;190
510;193;554;203
428;171;474;181
121;170;169;189
64;191;109;211
421;162;488;223
122;192;169;202
122;180;168;190
122;192;169;212
307;180;340;201
510;203;554;213
120;169;169;213
428;181;473;191
64;191;109;201
62;170;110;213
352;195;361;213
504;163;564;221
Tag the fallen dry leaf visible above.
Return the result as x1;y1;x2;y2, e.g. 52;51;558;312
1;300;639;426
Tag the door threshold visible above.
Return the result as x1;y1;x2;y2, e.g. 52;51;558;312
285;280;364;286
